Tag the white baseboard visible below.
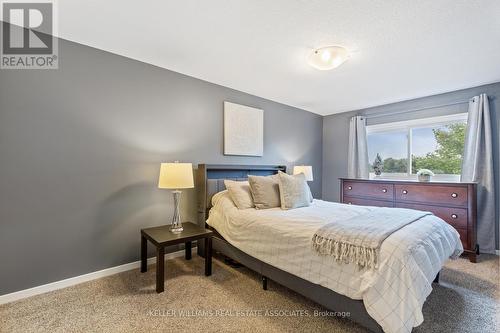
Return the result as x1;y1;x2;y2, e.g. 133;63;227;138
0;248;192;305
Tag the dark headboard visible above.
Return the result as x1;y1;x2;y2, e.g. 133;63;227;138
196;164;286;226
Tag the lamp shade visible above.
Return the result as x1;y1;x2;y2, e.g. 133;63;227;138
158;162;194;189
293;165;313;181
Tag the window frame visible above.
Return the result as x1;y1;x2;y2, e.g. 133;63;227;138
366;113;468;181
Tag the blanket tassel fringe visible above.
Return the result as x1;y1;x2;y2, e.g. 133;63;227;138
312;235;378;270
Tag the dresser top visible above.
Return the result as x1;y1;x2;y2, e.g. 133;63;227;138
339;178;476;185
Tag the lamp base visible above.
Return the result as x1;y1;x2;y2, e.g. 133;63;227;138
170;224;184;233
170;190;183;233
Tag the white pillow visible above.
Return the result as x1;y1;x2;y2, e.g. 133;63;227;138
224;180;255;209
277;171;311;210
308;186;314;203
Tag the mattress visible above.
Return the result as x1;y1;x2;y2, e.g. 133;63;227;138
207;191;463;333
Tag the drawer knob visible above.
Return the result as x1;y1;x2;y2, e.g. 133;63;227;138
402;190;408;194
382;188;387;193
451;214;458;219
451;193;458;198
348;186;352;190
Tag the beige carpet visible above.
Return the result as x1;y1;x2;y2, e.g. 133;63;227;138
1;254;498;333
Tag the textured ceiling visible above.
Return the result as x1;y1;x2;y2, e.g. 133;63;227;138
57;0;500;115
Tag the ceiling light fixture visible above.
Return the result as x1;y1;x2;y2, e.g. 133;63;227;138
308;46;350;70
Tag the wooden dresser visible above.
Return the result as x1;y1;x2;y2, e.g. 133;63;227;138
340;178;478;262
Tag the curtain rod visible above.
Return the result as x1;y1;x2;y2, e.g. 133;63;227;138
362;100;470;119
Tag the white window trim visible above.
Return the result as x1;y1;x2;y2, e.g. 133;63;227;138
366;113;468;134
366;113;468;180
369;172;461;182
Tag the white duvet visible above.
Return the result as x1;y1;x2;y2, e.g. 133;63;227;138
207;191;463;333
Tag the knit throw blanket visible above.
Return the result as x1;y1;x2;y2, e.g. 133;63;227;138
312;207;431;269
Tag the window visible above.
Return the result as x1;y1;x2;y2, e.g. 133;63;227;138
366;113;468;181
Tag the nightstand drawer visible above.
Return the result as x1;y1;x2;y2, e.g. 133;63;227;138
343;181;394;200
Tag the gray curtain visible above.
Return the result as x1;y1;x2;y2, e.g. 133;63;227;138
461;94;496;254
347;116;369;179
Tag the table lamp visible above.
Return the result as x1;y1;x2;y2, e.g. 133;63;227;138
158;161;194;233
293;165;313;181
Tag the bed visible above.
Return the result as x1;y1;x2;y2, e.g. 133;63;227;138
195;164;463;333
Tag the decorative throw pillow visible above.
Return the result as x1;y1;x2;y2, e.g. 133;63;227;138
224;180;255;209
277;171;311;210
248;174;281;209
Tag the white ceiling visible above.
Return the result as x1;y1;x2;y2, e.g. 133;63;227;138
57;1;500;116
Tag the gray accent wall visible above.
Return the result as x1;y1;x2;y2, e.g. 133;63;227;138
1;32;498;297
0;38;323;295
322;82;500;250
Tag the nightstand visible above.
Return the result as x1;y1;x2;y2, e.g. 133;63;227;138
140;222;213;293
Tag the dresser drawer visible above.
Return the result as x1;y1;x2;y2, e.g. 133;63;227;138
343;181;394;200
395;184;468;207
340;178;477;262
343;195;393;207
395;202;468;229
456;228;469;250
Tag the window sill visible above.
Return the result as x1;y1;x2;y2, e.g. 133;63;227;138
369;173;461;182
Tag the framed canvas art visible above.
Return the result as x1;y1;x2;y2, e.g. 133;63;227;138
223;101;263;156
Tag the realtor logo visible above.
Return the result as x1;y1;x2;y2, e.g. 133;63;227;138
1;0;58;69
